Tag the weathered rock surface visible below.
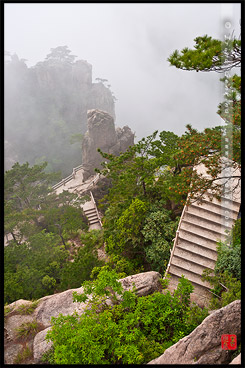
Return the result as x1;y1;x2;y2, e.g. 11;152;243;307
4;271;160;364
230;353;241;364
33;327;53;363
82;109;134;176
147;299;241;365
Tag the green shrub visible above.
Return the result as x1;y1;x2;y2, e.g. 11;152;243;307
14;345;32;364
16;320;41;338
16;300;39;315
4;305;12;317
215;219;241;280
46;271;208;364
202;218;241;309
60;230;104;290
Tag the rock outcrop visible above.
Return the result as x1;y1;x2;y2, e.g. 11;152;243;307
147;299;241;365
82;109;134;177
4;55;116;175
4;271;161;364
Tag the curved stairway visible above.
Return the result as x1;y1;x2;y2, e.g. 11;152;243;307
52;165;102;231
165;160;241;307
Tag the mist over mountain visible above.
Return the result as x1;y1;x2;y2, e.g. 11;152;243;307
4;47;115;176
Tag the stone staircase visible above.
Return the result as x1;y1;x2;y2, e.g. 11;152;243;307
52;165;102;231
82;192;102;230
165;160;241;307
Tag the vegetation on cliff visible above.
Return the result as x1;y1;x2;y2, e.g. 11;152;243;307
44;272;208;364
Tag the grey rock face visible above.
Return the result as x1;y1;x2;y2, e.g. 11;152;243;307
33;287;89;328
33;327;53;363
82;109;134;175
147;299;241;365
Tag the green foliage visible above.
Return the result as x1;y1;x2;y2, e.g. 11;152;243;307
45;46;77;64
14;345;32;364
16;300;39;315
4;305;12;317
15;320;41;338
60;231;104;290
142;204;179;273
218;74;241;128
202;269;241;310
4;230;69;303
41;347;56;364
215;218;241;280
4;162;91;303
46;272;208;364
202;219;241;309
98;132;182;275
168;35;241;72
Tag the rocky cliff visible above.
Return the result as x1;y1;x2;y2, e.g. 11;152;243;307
81;109;134;178
4;54;115;175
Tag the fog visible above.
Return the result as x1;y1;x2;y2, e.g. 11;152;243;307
5;3;240;141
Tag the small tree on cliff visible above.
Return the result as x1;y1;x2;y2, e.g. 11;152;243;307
45;46;77;64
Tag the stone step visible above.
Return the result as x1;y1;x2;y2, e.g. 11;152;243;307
183;212;232;234
84;208;97;214
187;205;237;224
88;217;99;224
174;246;216;269
171;255;214;277
86;213;98;220
89;218;100;225
168;264;212;289
181;221;227;242
178;230;218;252
191;198;240;217
176;240;217;262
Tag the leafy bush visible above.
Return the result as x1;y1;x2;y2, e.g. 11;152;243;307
142;206;179;273
60;230;104;290
45;270;208;364
4;231;69;304
16;300;39;315
16;320;42;338
202;218;241;309
215;218;241;280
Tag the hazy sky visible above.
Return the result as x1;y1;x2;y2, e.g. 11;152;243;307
4;3;241;141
